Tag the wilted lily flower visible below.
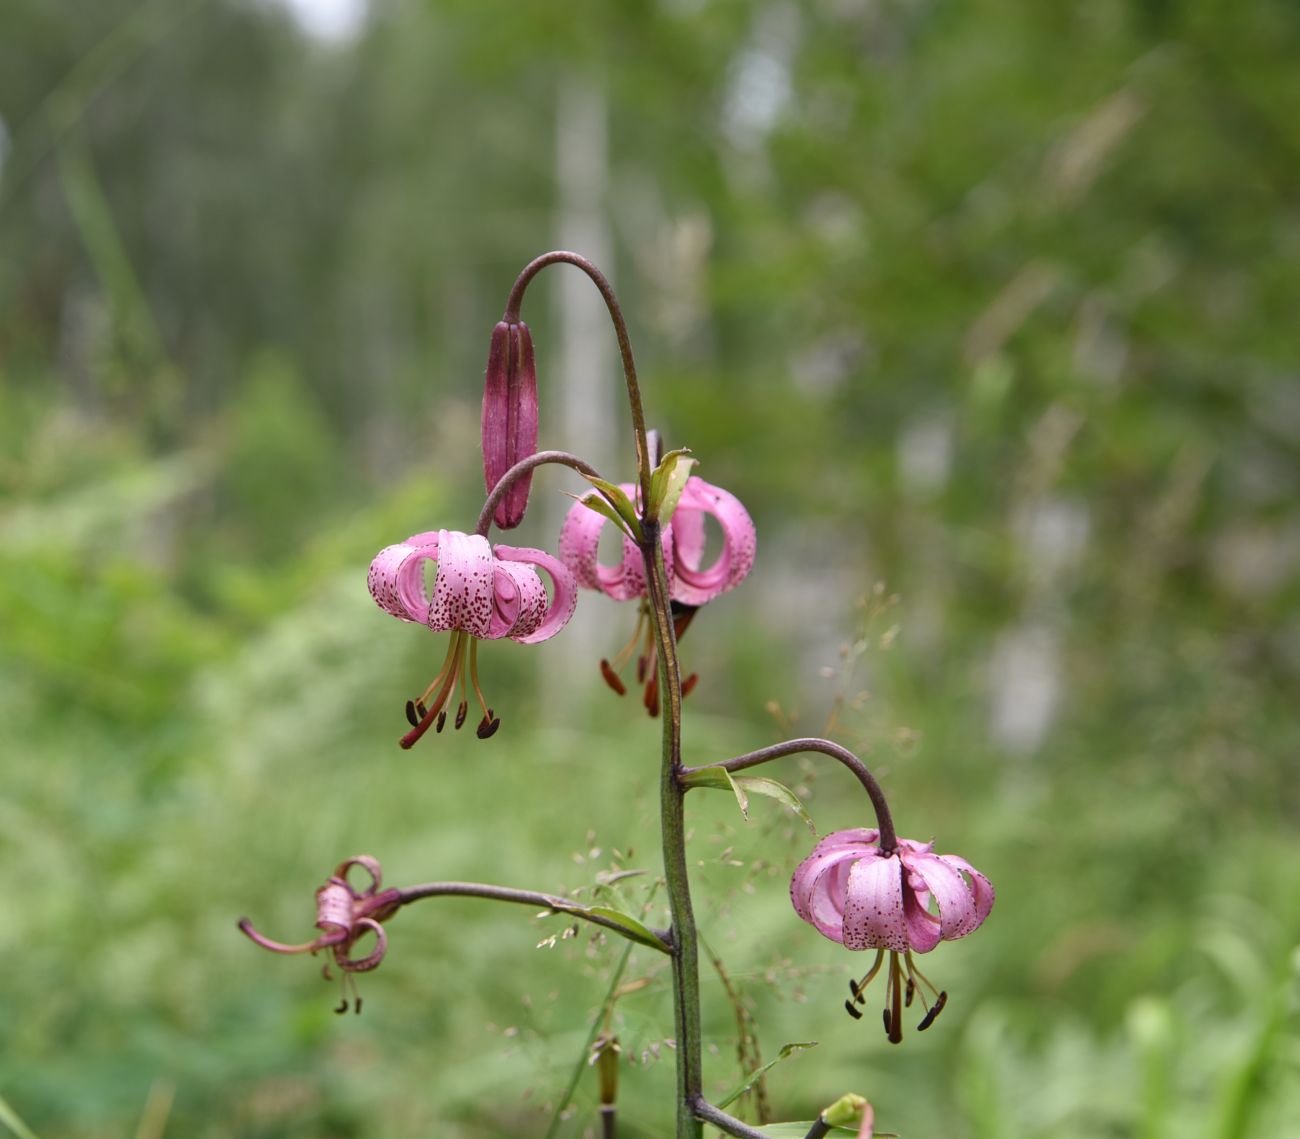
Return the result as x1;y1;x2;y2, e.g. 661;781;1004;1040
790;828;993;1043
239;855;401;1014
558;476;755;712
482;319;539;530
369;528;577;747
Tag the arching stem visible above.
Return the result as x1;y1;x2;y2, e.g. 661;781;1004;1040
475;449;605;537
502;251;653;507
679;738;898;854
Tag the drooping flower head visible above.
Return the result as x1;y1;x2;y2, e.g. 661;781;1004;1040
368;529;576;747
791;828;994;1043
482;320;539;530
239;856;401;1014
558;475;756;712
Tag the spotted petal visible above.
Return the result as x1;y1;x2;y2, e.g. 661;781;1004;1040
669;477;757;606
841;855;909;952
559;487;673;601
426;530;496;638
367;530;444;623
495;545;578;644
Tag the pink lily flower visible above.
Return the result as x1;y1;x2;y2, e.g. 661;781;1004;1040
368;529;577;747
558;476;756;711
790;828;994;1043
481;319;539;530
239;856;401;1014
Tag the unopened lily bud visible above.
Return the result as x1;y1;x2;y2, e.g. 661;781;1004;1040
482;319;539;530
822;1092;874;1137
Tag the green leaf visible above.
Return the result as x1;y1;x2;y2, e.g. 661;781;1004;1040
715;1041;819;1110
743;1124;853;1138
682;768;816;831
648;447;696;524
584;906;669;953
0;1093;42;1139
579;474;643;538
733;776;817;832
569;490;637;540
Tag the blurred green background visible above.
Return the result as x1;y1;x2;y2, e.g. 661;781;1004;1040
2;1;1298;1136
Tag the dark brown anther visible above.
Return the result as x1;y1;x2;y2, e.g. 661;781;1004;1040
321;964;333;981
917;992;947;1032
355;997;363;1015
405;700;419;727
844;999;863;1020
882;1007;892;1037
435;710;447;733
849;978;862;1001
636;654;648;684
455;700;468;730
681;673;699;697
477;714;501;739
643;675;660;717
334;999;349;1015
905;976;916;1008
600;659;627;696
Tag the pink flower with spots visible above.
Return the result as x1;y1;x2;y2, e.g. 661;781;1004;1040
368;529;576;747
791;828;994;1043
239;856;401;1014
558;476;756;712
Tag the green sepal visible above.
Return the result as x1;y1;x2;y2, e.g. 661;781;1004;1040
680;767;817;831
648;448;696;524
715;1041;819;1110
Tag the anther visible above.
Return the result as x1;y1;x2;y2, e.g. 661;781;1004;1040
355;997;363;1015
405;700;419;727
844;999;863;1020
849;978;863;1001
882;1008;892;1037
644;676;660;717
435;710;447;733
477;713;501;739
905;976;916;1008
455;700;468;730
636;655;648;684
681;673;699;697
334;999;349;1015
917;992;947;1032
600;659;627;696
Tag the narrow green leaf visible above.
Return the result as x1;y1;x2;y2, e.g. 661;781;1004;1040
715;1041;819;1110
585;906;669;952
579;474;643;538
683;767;816;831
649;448;696;524
569;491;636;540
0;1094;42;1139
733;776;817;832
680;765;749;817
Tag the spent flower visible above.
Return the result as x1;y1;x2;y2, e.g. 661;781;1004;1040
791;828;993;1042
368;528;576;746
239;855;401;1013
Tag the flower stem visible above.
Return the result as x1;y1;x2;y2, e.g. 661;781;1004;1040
501;251;653;507
690;1096;775;1139
679;738;898;854
474;448;605;537
396;881;671;953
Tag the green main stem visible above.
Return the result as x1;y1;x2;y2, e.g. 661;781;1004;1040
641;516;704;1139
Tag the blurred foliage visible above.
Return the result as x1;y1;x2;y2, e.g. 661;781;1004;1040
1;0;1298;1137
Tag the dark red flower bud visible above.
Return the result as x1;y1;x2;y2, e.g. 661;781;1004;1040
481;320;539;530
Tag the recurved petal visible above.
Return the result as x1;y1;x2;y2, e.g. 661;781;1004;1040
427;530;496;638
934;853;995;935
903;851;986;942
790;844;863;943
558;489;673;602
496;545;579;644
486;559;548;640
669;478;756;606
368;533;442;623
841;855;909;952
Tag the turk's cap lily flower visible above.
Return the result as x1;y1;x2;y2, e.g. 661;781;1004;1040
239;855;401;1013
368;529;577;746
558;476;755;607
791;828;994;1043
481;319;539;530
